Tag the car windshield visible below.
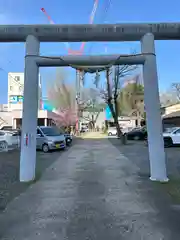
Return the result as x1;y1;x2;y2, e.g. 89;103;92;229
163;127;178;133
131;127;143;132
40;127;61;136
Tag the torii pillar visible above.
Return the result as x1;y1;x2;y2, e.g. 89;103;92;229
141;33;168;182
20;35;40;182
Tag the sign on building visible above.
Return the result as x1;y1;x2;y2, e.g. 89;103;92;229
9;95;24;104
105;106;112;120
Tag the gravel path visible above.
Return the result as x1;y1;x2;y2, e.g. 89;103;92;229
1;138;180;239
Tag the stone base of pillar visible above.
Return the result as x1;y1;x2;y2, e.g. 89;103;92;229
150;176;169;182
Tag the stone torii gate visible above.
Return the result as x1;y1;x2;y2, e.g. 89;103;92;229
1;23;179;183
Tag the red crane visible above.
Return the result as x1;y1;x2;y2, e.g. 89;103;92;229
41;1;99;134
41;0;99;55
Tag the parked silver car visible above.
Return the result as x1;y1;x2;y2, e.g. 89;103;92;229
0;130;20;151
36;126;66;153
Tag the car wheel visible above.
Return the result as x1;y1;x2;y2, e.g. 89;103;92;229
42;144;49;153
0;141;8;150
66;139;72;145
144;139;148;146
134;135;140;140
3;141;8;149
108;132;112;136
164;138;173;148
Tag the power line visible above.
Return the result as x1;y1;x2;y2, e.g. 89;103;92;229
0;66;23;87
41;8;70;53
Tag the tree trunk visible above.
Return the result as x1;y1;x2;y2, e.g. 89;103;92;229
91;114;95;130
108;101;122;138
114;98;122;138
106;69;126;144
115;118;122;138
114;97;127;145
137;110;141;127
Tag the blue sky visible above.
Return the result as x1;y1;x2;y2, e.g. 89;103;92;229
0;0;180;103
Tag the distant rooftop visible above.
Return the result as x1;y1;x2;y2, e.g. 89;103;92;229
163;110;180;119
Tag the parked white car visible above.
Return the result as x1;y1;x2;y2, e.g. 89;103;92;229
163;127;180;147
108;127;131;136
0;130;20;150
108;127;117;136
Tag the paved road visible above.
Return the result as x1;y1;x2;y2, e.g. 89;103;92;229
0;138;180;239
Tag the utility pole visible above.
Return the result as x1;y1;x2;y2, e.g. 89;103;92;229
76;70;86;134
75;70;80;134
94;70;100;87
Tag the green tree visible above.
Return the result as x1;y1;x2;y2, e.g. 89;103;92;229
117;79;144;125
100;65;137;139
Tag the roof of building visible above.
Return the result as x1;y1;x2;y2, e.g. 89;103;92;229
163;110;180;119
161;102;180;109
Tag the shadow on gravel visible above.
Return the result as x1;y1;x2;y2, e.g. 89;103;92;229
108;137;180;238
109;138;180;178
0;142;75;212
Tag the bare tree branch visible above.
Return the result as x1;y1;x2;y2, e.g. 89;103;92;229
172;83;180;101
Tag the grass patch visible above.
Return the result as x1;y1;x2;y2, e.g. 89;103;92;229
102;128;107;134
0;147;67;212
100;131;107;136
155;177;180;204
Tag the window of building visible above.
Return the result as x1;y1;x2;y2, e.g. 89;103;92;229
19;86;22;91
10;86;13;91
15;76;20;82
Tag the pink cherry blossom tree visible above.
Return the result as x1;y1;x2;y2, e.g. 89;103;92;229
47;69;89;128
48;78;77;127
